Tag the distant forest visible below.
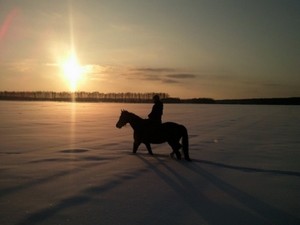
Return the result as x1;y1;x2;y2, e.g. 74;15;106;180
0;91;299;105
0;91;169;103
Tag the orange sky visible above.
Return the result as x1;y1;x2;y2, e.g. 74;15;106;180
0;0;299;99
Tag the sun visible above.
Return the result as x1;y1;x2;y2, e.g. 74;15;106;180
61;52;84;92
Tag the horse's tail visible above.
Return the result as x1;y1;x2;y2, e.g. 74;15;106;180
181;125;191;161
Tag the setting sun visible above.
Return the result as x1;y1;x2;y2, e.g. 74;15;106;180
61;52;84;91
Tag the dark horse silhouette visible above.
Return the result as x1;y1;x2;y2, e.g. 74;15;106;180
116;110;191;161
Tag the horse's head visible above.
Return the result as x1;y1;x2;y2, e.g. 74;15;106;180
116;110;130;128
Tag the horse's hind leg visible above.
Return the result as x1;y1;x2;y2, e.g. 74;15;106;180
169;142;182;160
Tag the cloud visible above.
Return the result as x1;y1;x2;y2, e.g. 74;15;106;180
261;82;299;89
83;64;106;75
133;68;176;73
166;74;196;79
141;74;159;81
82;65;198;85
162;79;180;83
5;59;39;72
126;67;199;84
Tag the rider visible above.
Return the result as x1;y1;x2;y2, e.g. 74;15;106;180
148;94;163;124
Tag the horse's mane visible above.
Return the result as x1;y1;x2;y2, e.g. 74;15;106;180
123;110;144;121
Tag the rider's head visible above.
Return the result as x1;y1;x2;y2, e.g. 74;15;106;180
153;95;160;102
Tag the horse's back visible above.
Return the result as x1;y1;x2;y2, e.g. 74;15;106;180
161;122;186;137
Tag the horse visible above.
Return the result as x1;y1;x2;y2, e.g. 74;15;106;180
116;110;191;161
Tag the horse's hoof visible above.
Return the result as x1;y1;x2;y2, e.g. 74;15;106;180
176;153;182;160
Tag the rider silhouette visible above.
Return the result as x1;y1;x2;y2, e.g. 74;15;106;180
148;95;163;124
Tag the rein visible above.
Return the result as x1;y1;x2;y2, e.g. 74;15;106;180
126;112;144;129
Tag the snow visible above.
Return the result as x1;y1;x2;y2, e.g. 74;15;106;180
0;101;299;225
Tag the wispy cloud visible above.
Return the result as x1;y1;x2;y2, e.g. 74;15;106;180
83;64;106;75
5;59;39;72
128;67;198;84
166;74;196;79
162;79;180;83
261;82;300;89
81;65;212;86
141;74;160;81
133;68;176;73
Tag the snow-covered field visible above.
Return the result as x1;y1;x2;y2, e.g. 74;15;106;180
0;101;299;225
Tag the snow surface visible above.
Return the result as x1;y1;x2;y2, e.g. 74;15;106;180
0;101;300;225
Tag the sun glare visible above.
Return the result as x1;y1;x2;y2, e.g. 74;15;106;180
61;53;84;92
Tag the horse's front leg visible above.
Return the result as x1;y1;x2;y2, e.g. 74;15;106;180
144;143;153;155
133;131;141;154
133;141;141;154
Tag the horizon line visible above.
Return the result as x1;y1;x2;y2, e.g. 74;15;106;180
0;91;299;104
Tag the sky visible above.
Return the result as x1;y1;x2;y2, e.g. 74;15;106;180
0;0;299;99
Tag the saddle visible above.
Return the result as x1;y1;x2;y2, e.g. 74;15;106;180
143;119;163;136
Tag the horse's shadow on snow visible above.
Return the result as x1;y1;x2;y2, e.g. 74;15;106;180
192;159;300;177
137;151;300;177
137;154;300;225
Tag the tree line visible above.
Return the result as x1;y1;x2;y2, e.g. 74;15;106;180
0;91;170;103
0;91;299;105
215;97;300;105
